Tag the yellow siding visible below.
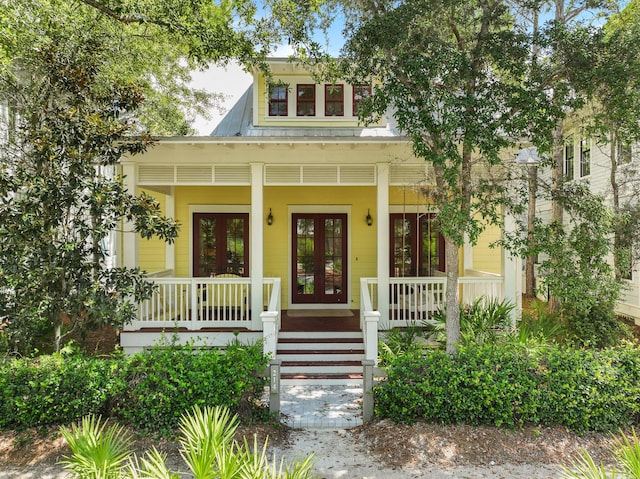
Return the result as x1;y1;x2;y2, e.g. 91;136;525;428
471;222;503;275
137;188;167;274
173;186;251;277
389;186;430;206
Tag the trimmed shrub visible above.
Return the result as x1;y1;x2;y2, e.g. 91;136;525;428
563;302;632;349
536;347;640;432
117;341;268;435
0;352;126;430
375;344;640;432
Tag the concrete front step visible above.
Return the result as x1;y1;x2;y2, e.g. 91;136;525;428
280;376;363;386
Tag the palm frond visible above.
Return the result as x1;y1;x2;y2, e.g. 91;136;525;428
561;449;617;479
60;415;132;479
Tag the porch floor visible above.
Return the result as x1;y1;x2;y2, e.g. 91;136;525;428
281;310;360;332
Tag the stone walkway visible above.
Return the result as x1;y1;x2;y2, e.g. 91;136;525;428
278;384;364;429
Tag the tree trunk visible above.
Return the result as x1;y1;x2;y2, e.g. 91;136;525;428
549;121;564;312
525;163;538;297
445;235;461;354
610;131;621;276
54;321;62;353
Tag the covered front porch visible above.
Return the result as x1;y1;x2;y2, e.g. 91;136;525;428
119;139;522;361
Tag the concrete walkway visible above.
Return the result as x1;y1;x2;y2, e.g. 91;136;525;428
278;384;364;429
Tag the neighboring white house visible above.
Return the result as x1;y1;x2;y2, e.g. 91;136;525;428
535;125;640;322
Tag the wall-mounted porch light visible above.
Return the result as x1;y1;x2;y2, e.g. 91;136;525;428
366;209;373;226
267;208;274;226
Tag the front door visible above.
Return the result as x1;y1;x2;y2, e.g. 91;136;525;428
292;213;347;304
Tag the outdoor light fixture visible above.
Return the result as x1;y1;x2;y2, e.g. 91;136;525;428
366;209;373;226
267;208;274;225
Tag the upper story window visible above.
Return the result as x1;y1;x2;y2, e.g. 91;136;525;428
324;84;344;116
580;137;591;177
296;84;316;116
268;84;288;116
564;136;574;181
353;85;372;116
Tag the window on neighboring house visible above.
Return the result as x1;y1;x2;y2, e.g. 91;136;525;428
390;213;444;277
353;84;372;116
617;140;632;164
296;84;316;116
193;213;249;277
268;84;288;116
324;84;344;116
580;137;591;177
564;136;574;181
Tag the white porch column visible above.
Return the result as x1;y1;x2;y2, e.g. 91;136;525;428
503;212;522;325
165;186;175;273
377;163;390;326
121;163;138;269
250;163;265;329
463;233;473;274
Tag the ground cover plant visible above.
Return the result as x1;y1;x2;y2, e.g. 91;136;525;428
375;344;640;433
119;340;269;435
0;349;126;430
0;340;269;435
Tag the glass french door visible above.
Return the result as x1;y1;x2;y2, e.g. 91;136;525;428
292;213;347;304
390;213;444;277
193;213;249;277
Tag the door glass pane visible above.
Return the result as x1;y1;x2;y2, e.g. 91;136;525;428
195;213;248;277
296;218;315;295
324;218;343;295
225;218;245;275
420;215;439;276
198;218;217;277
393;217;413;277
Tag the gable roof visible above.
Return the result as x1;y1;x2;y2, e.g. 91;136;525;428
210;85;254;137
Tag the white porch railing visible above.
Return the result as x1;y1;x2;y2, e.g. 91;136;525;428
360;275;506;365
260;278;281;359
129;276;279;331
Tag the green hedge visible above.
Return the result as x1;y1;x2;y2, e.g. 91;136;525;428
117;342;269;435
0;353;126;429
0;342;268;433
375;345;640;432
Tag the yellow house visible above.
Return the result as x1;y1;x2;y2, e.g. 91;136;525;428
119;59;521;377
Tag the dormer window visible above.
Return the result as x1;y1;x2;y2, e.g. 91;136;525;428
325;84;344;116
268;84;288;116
353;85;372;116
296;84;316;116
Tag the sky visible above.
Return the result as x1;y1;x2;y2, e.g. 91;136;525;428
189;44;302;135
189;62;252;136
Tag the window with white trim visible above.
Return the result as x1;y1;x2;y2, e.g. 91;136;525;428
296;84;316;116
580;137;591;177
